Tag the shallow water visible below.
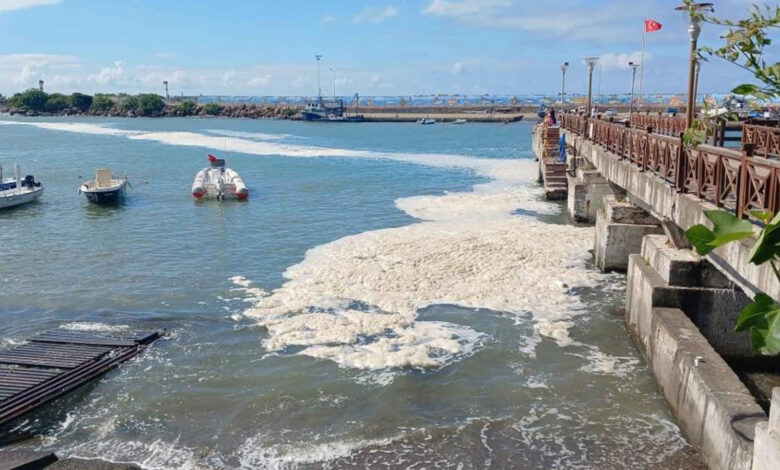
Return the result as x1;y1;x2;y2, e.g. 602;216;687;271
0;117;694;468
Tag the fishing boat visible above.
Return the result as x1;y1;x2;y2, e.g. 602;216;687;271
418;117;436;125
79;168;128;204
302;97;364;122
0;163;44;209
192;154;248;200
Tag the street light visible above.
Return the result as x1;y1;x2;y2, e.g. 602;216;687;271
675;2;714;128
315;54;322;99
560;62;569;108
629;61;640;114
584;56;598;116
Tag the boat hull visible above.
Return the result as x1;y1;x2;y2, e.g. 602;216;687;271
0;187;44;210
192;167;248;200
82;182;126;204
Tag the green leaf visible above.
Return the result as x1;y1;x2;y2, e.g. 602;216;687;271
704;210;754;247
762;313;780;355
685;224;717;256
749;210;773;223
748;221;780;264
750;327;767;351
732;83;761;95
735;293;776;331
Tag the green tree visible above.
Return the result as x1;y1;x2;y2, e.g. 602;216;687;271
120;96;139;112
44;93;69;113
90;94;114;112
700;4;780;100
136;94;165;115
203;103;222;115
8;88;48;111
69;92;93;112
177;101;196;116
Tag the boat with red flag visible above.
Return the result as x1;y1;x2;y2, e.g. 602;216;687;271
191;154;249;200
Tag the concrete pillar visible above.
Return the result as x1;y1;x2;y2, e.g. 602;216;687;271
625;234;765;470
594;195;662;271
566;169;615;222
753;388;780;470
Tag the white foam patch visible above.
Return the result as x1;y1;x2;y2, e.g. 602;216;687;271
0;121;136;137
60;322;130;333
241;157;598;371
206;129;299;141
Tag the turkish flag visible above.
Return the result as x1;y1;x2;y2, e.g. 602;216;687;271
208;154;217;162
645;19;662;32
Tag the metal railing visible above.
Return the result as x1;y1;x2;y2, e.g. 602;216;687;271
561;113;778;220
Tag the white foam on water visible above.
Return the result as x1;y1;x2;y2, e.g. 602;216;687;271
60;322;130;332
241;155;599;371
0;120;137;137
237;433;398;470
206;129;299;141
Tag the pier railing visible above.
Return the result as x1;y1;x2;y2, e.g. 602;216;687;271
743;123;780;158
630;113;687;137
561;113;779;220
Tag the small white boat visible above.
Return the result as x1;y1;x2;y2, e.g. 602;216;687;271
0;163;44;210
453;119;468;125
79;168;128;204
192;154;249;200
418;117;436;125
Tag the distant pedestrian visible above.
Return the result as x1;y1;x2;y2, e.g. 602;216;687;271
549;108;557;125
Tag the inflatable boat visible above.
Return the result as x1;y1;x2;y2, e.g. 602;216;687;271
192;154;249;200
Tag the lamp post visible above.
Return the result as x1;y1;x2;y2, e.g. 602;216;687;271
560;62;569;108
163;81;169;99
675;2;714;129
315;54;322;99
584;56;598;116
693;59;702;112
629;61;640;114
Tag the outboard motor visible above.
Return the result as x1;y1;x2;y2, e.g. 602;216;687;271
22;175;39;188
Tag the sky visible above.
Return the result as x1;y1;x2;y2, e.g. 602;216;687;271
0;0;775;97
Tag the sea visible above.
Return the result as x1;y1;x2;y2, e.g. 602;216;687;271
0;117;698;469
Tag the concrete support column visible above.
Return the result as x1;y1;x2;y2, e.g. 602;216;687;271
753;388;780;470
566;169;616;222
594;195;662;271
625;234;765;470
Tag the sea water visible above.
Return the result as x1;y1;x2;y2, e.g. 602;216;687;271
0;117;697;468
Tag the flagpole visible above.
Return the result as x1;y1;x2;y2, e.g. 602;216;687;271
639;25;646;109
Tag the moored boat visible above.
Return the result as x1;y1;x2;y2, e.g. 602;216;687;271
79;169;128;204
453;119;467;125
192;154;248;200
0;163;44;210
418;117;436;125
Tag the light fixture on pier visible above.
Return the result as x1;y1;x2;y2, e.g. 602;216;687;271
675;2;714;128
584;56;598;116
628;61;640;114
315;54;323;100
560;62;569;108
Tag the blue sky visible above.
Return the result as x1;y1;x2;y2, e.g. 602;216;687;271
0;0;775;96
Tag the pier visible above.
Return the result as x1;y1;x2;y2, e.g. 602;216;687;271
533;115;780;470
0;328;162;429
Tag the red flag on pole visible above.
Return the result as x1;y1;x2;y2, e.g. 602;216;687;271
644;19;662;32
208;154;217;163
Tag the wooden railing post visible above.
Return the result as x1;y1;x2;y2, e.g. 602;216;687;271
676;135;686;193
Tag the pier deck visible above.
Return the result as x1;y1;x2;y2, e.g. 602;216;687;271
0;328;162;428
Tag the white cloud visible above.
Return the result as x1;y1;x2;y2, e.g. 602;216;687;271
247;74;272;87
598;52;646;71
423;0;508;16
321;14;335;23
153;52;175;59
352;6;398;24
0;0;60;15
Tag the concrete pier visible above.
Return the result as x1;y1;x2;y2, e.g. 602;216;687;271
566;169;616;222
532;125;567;200
594;195;662;271
753;388;780;470
626;235;764;470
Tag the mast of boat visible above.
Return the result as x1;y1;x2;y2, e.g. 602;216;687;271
15;163;20;191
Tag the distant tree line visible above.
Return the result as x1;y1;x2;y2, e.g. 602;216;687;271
2;89;169;116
